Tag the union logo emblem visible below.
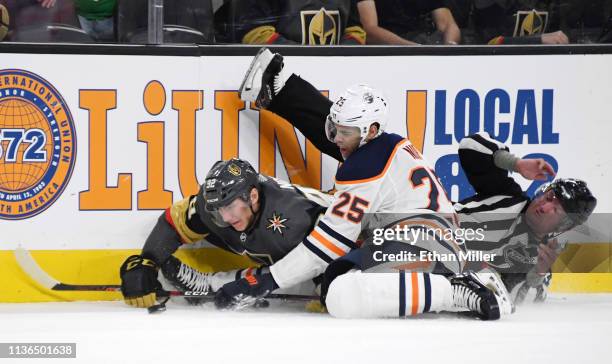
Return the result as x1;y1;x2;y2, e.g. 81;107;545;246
0;69;76;219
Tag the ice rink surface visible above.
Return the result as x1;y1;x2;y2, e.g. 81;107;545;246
1;294;611;364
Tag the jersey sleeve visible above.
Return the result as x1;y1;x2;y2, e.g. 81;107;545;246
165;195;212;244
269;179;382;288
458;132;524;197
142;193;218;264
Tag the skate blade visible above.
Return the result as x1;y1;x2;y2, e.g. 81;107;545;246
239;48;273;101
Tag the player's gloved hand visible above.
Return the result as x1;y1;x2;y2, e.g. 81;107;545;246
214;273;278;310
119;255;162;308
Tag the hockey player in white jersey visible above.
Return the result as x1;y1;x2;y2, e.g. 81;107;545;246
213;48;512;320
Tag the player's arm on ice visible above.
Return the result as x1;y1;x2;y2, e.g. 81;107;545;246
120;194;211;308
459;132;527;196
142;194;211;263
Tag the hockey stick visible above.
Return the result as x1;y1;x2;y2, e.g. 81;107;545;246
13;248;318;303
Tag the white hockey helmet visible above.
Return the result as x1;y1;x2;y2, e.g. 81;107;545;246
325;84;389;146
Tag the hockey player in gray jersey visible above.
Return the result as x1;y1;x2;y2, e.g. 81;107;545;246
119;158;332;308
456;132;597;304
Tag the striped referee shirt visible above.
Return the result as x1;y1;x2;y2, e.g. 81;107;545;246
455;132;544;275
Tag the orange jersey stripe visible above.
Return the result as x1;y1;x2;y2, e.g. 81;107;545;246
310;230;347;257
391;260;433;271
411;272;419;316
334;139;408;185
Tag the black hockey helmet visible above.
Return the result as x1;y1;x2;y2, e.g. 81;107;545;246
535;178;597;231
203;158;260;213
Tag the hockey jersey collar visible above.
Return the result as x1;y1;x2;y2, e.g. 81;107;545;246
335;132;405;183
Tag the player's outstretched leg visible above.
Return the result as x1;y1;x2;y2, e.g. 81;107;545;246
324;270;507;320
450;271;501;320
324;270;453;319
239;47;285;109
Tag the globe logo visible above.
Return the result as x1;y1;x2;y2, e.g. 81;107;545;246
0;70;76;219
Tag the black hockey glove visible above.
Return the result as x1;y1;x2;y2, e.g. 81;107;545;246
214;273;278;310
120;255;162;308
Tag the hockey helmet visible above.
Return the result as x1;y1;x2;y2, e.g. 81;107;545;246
534;178;597;231
325;84;389;146
203;158;260;216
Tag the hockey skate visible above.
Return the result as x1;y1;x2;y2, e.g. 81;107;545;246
476;270;515;315
451;271;501;320
161;256;212;305
238;47;284;109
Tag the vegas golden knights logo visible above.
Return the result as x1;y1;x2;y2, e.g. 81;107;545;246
301;7;341;45
513;10;549;37
228;163;241;176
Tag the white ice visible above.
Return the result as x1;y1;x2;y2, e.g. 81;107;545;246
1;294;611;364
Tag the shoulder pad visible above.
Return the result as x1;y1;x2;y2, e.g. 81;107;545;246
335;133;404;183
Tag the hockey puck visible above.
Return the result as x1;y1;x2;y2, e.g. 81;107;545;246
147;304;167;314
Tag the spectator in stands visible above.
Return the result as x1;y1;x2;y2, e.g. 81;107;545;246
0;3;8;41
74;0;116;42
0;0;67;42
472;0;569;44
356;0;461;45
600;10;612;42
117;0;214;44
216;0;366;45
557;0;612;43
